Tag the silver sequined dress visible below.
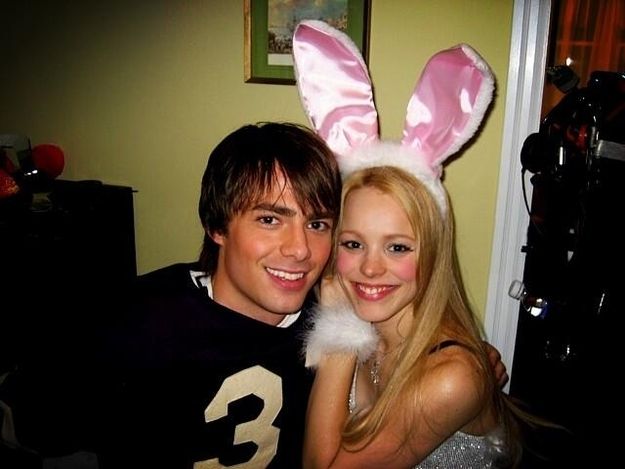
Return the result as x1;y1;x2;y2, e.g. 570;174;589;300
413;428;507;468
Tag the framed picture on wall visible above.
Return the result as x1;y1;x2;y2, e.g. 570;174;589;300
244;0;370;85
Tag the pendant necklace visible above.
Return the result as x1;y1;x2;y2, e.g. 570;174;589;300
370;349;390;387
370;356;382;386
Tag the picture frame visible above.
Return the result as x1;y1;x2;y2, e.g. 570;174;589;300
244;0;370;85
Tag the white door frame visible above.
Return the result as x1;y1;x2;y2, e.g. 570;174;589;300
484;0;552;389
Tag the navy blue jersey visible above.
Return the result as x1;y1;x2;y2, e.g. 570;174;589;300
2;263;315;468
94;263;315;468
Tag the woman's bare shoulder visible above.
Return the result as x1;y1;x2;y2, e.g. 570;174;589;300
416;345;489;434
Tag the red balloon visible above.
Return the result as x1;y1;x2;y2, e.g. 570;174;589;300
32;144;65;179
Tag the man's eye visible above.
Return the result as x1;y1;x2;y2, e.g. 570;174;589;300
309;220;332;232
339;240;362;250
258;216;278;225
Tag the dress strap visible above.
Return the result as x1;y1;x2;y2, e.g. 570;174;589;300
428;339;465;354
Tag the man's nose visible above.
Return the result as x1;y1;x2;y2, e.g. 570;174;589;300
280;225;311;261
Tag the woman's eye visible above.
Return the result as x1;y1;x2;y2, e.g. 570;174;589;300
339;240;362;250
388;243;413;253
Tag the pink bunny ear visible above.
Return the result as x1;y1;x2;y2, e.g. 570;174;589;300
401;44;495;171
293;20;495;216
292;20;379;156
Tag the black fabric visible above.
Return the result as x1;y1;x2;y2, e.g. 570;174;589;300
428;339;464;355
2;262;315;468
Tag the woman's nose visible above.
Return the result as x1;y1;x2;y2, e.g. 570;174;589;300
360;250;385;277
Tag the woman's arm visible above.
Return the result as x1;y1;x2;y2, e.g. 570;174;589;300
304;348;490;468
303;353;356;469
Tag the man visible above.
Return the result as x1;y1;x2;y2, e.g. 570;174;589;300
102;122;342;467
1;122;342;468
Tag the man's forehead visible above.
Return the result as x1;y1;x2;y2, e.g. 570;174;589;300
249;186;308;212
240;169;329;217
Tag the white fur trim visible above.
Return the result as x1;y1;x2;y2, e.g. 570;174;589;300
304;300;379;368
338;141;448;214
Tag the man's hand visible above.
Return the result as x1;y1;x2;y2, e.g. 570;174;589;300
484;342;509;388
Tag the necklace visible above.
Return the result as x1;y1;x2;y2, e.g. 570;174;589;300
370;356;382;386
369;342;403;388
369;349;390;387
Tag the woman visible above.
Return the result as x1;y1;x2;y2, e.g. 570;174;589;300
292;20;541;468
304;166;519;468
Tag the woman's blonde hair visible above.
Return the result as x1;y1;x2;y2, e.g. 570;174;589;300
332;166;523;464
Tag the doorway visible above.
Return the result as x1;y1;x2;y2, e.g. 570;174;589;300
504;0;625;466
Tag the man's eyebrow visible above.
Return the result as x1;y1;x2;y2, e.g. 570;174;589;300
252;202;297;217
252;203;333;220
310;210;334;220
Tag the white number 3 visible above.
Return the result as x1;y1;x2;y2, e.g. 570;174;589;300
193;365;282;468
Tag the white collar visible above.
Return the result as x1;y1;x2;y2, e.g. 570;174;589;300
189;269;301;327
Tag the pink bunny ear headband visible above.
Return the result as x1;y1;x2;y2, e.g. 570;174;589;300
292;20;495;215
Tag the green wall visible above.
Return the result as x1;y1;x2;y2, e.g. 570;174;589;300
0;0;513;319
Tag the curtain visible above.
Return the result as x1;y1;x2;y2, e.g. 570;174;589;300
558;0;625;82
543;0;625;116
589;0;625;73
